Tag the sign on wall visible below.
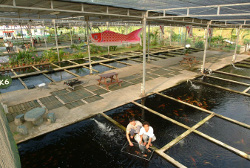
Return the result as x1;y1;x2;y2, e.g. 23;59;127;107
0;76;12;89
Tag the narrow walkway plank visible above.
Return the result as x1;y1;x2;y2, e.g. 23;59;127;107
214;71;250;80
207;75;249;86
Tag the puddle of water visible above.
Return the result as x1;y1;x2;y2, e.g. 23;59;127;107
0;78;25;93
211;73;250;84
198;116;250;154
54;61;73;67
105;103;187;148
105;62;127;68
45;70;75;81
197;76;248;92
161;82;250;125
35;64;56;71
21;74;51;87
119;59;139;64
141;94;209;127
165;133;250;168
0;55;9;63
92;64;113;73
13;67;37;75
0;70;14;76
68;67;90;76
18;115;175;168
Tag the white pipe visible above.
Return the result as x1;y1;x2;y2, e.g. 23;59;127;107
86;19;92;74
184;26;187;53
147;22;150;62
69;23;73;45
169;26;172;46
107;22;109;55
202;22;210;74
29;23;33;48
43;22;47;49
142;13;146;96
232;26;242;63
53;19;60;62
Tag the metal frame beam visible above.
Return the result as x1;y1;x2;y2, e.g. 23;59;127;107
147;2;250;12
146;3;250;23
0;4;142;19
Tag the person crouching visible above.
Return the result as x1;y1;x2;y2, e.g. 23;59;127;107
138;121;156;149
126;117;142;146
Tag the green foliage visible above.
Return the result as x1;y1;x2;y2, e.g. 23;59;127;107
9;49;43;66
171;31;181;42
186;38;192;44
90;45;106;54
71;52;85;59
44;49;66;62
42;49;57;62
47;36;53;43
211;35;224;44
195;41;204;49
70;44;81;50
16;33;22;37
243;39;250;45
109;46;117;51
150;30;159;46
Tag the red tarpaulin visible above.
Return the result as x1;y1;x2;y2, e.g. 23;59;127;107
3;31;14;33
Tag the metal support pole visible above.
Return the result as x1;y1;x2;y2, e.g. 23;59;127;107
201;22;211;74
141;13;147;96
125;23;128;47
106;22;110;55
159;26;162;45
169;26;172;46
181;27;183;46
86;18;92;74
208;34;211;48
232;25;242;63
43;22;47;49
20;23;24;45
53;19;60;62
184;26;187;53
147;22;150;62
29;23;33;48
69;23;73;45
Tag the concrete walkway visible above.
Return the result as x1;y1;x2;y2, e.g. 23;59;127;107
0;50;249;143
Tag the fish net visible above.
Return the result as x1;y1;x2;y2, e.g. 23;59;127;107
121;142;154;161
0;103;21;168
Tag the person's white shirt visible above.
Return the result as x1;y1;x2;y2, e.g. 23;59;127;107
4;42;8;47
139;126;154;138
